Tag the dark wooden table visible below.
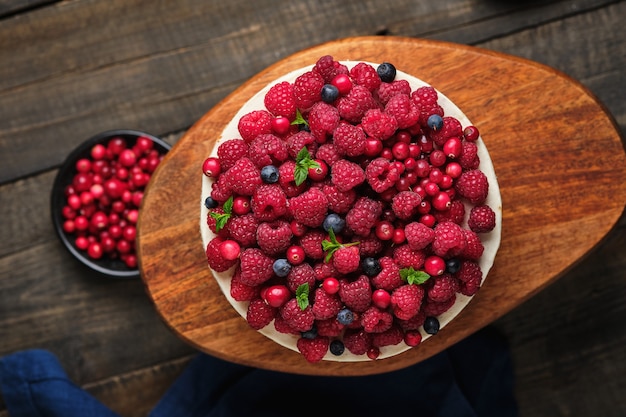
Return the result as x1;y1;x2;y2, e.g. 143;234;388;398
1;1;625;416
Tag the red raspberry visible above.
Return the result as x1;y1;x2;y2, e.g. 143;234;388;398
411;86;444;126
404;222;435;251
427;273;460;302
333;123;366;157
278;160;307;198
468;205;496;233
322;184;357;214
286;263;317;294
385;94;419;130
455;169;489;204
458;141;480;170
337;85;379;123
230;267;259;301
239;248;275;286
346;197;383;236
391;284;424;320
393;244;426;269
432;221;467;258
308;102;340;143
312;288;343;320
365;157;401;193
293;70;325;110
248;134;289;168
396;310;426;331
297;336;330;363
274;314;300;335
256;220;292;256
210;175;232;203
434;199;465;225
226;213;259;247
455;260;483;296
361;306;393;333
339;275;372;313
350;62;381;92
288;187;328;227
332;245;361;274
280;298;315;332
313;55;349;83
313;261;339;281
428;116;463;147
421;294;456;316
330;159;366;192
376;79;411;105
246;298;277;330
361;108;398;140
358;232;384;257
298;230;326;260
264;81;297;120
237;110;273;143
206;208;228;238
316;317;345;337
217;139;249;171
315;143;342;167
343;328;373;355
391;191;422;220
224;157;262;196
286;131;317;159
371;325;404;347
371;256;403;291
249;184;288;222
205;236;238;272
461;229;485;260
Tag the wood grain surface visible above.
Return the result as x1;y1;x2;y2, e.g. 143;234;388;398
137;36;626;376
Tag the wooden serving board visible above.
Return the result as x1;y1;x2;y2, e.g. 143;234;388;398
136;37;626;376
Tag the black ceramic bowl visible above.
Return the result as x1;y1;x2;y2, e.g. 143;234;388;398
51;129;171;278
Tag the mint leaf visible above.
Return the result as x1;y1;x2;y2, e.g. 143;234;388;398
209;196;233;232
293;147;320;186
296;283;310;310
290;109;309;127
399;267;431;285
322;228;359;263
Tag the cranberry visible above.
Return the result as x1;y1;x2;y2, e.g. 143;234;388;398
404;330;422;347
87;242;104;259
429;150;447;167
116;239;132;254
62;220;76;233
91;144;107;160
115;167;129;180
126;209;139;224
202;157;221;178
131;191;143;207
408;143;421;158
109;224;123;239
443;137;463;159
136;136;154;152
372;289;391;309
131;171;149;187
73;172;93;193
107;137;126;155
392;228;406;244
395;130;412;144
432;192;451;211
90;211;108;230
375;221;394;241
263;284;291;307
104;179;125;199
391;142;410;160
74;215;89;231
429;168;443;184
415;159;431;177
271;116;291;135
424;256;446;276
418;135;434;153
122;225;137;242
62;205;76;220
380;148;393;160
331;74;352;95
123;254;138;268
366;347;380;360
418;201;432;214
419;214;436;228
90;183;104;199
308;159;328;181
75;236;89;250
218;240;240;261
364;138;383;157
232;196;251;215
404;157;417;171
463;125;480;142
119;149;137;167
286;245;306;265
67;194;82;210
445;162;463;178
322;277;340;294
424;181;440;196
439;174;453;190
101;236;116;253
75;158;91;173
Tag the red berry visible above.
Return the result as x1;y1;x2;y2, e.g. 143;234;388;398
372;289;391;309
432;191;451;211
136;136;154;153
90;211;108;230
392;228;406;244
271;116;291;135
375;221;394;241
424;255;446;276
122;225;137;242
202;157;222;177
331;73;353;95
404;330;422;347
119;149;137;167
364;138;383;157
87;242;103;259
286;245;306;265
366;347;380;360
107;137;126;155
424;181;439;196
391;142;410;160
75;158;91;173
91;144;106;160
62;220;75;233
263;284;291;307
232;196;251;215
463;125;480;142
445;162;463;178
419;214;436;228
443;137;462;159
289;220;307;237
75;236;89;250
322;277;340;294
308;159;328;181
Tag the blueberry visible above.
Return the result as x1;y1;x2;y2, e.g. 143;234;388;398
301;327;318;339
321;84;339;103
272;258;291;277
424;316;440;335
361;257;382;277
261;165;279;183
337;308;354;326
330;340;345;356
427;114;444;131
377;62;396;83
446;258;461;274
322;213;345;234
204;196;218;209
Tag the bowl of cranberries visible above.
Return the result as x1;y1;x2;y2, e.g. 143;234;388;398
51;129;171;278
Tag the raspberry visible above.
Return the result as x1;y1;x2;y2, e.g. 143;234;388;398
230;267;258;301
365;157;401;193
392;244;426;269
297;336;330;363
468;205;496;233
217;139;249;171
293;70;325;110
288;187;328;227
349;62;381;92
313;261;339;281
396;310;426;331
371;325;404;347
411;86;444;126
308;102;340;143
286;263;317;293
361;306;393;333
343;329;372;355
248;134;289;168
239;248;275;286
246;298;277;330
376;79;411;105
313;55;349;83
206;208;228;238
286;131;317;159
278;160;306;197
346;197;383;236
404;222;435;250
458;141;480;170
332;245;361;274
339;275;372;313
333;123;366;157
237;110;273;143
224;157;262;196
312;288;343;320
391;191;422;220
316;317;345;337
315;143;342;167
337;85;379;123
384;94;419;130
209;175;232;203
274;314;300;335
226;213;259;247
461;229;485;260
205;236;238;272
455;169;489;204
322;184;357;214
256;220;292;256
391;284;424;320
428;117;463;147
434;199;466;225
361;108;398;140
298;230;326;260
264;81;297;120
427;274;460;303
358;232;384;257
280;298;315;332
249;184;287;222
455;260;483;296
432;221;467;258
421;294;456;316
371;256;403;291
330;159;365;192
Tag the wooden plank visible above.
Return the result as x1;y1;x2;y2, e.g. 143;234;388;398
0;0;55;17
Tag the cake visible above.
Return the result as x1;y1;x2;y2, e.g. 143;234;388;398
200;56;501;363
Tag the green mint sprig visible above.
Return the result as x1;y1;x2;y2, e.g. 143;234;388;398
399;267;431;285
290;109;309;128
209;196;233;232
294;147;320;186
321;228;359;263
296;283;310;310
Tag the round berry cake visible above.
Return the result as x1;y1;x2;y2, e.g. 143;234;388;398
200;56;501;363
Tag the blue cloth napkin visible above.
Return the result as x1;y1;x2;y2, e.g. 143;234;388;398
0;328;517;417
